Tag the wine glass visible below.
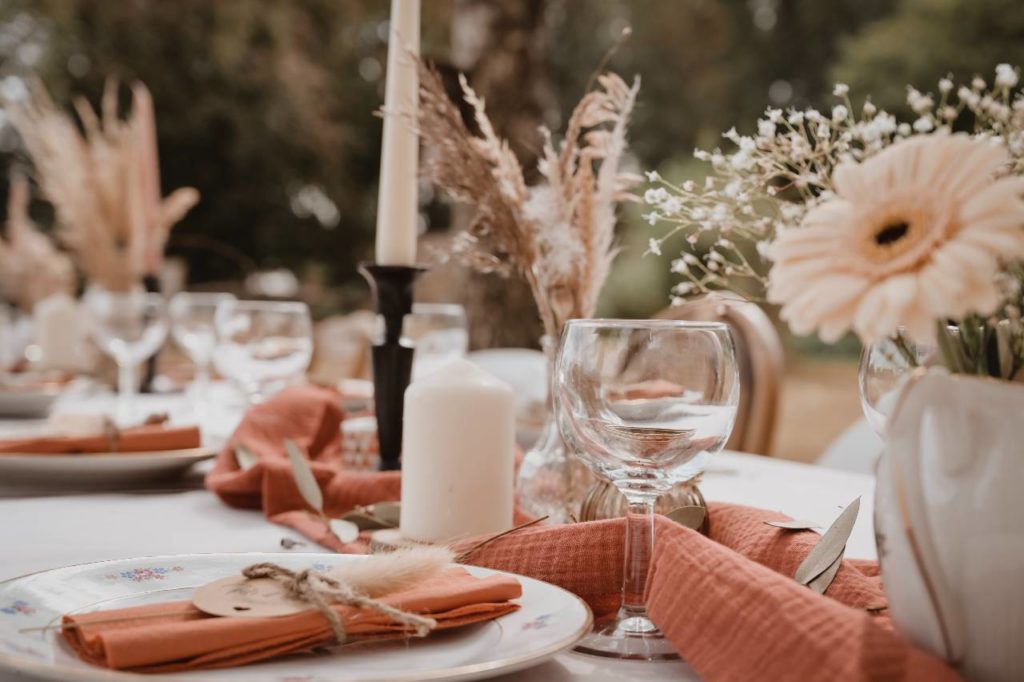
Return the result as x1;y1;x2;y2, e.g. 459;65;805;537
169;292;236;401
403;303;469;379
555;319;739;660
83;287;169;425
213;300;313;403
858;329;940;436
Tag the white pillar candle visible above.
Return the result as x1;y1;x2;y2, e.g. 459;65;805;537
33;293;85;372
375;0;420;266
400;359;515;542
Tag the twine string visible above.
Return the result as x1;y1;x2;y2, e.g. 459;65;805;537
241;563;436;645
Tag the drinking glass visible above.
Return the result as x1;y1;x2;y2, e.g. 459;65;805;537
555;319;739;660
170;292;236;401
213;300;313;403
83;287;169;425
403;303;469;379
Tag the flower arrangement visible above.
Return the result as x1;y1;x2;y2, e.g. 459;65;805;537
0;176;75;311
416;61;641;340
645;64;1024;380
8;79;199;292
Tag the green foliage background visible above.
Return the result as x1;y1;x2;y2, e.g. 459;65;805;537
0;0;1021;322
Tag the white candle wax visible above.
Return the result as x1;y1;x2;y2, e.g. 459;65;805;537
400;359;515;542
375;0;420;266
33;293;85;372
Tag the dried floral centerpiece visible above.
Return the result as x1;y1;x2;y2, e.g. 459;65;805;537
644;64;1024;383
0;177;75;311
415;61;640;522
9;79;199;292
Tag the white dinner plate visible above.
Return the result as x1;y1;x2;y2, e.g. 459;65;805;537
0;448;215;486
0;552;592;682
0;389;62;419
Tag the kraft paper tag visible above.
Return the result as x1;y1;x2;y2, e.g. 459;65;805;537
192;576;312;618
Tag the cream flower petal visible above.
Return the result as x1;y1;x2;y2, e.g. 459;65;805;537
769;135;1021;345
832;163;873;203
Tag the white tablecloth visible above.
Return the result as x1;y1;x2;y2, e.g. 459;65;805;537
0;391;876;682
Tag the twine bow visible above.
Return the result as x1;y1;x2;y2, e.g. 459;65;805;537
241;563;437;645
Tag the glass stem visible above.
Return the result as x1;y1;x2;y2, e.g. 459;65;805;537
620;495;657;620
117;361;136;426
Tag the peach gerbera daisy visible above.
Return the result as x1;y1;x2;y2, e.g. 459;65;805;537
767;134;1024;344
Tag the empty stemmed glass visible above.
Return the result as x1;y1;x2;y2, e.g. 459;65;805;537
169;292;236;402
555;319;739;660
83;287;169;425
213;300;313;403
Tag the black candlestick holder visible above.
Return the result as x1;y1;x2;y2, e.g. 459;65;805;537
358;263;426;471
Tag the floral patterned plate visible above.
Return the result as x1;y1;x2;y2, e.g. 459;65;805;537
0;552;592;682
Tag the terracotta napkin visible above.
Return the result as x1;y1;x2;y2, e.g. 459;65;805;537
207;386;525;550
63;567;521;673
452;505;959;682
0;424;201;455
206;386;401;551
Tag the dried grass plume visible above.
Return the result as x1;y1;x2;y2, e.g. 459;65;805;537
8;79;199;291
416;61;641;338
0;176;75;310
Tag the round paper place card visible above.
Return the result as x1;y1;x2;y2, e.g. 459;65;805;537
193;576;312;619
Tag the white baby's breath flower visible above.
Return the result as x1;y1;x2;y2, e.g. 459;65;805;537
670;259;689;274
913;116;934;133
995;63;1020;89
973;76;987;91
938;77;953;94
645;170;661;182
683;253;698;265
682;180;695;192
863;100;877;117
757;119;776;138
644;212;659;226
897;122;912;137
647;238;662;256
833;83;849;97
661;197;682;214
787;111;804;125
831;105;848;122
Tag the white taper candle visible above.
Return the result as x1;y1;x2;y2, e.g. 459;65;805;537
374;0;420;266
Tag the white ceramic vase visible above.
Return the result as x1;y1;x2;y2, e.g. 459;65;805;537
876;368;1024;681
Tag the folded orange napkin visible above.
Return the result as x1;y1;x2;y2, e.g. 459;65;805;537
452;506;959;681
63;567;521;673
0;424;201;455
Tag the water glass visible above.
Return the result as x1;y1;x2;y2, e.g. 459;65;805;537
213;300;313;403
83;287;169;424
170;292;236;399
403;303;469;378
555;319;739;660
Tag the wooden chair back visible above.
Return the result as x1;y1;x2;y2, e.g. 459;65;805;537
655;294;783;455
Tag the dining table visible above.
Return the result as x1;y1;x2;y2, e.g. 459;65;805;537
0;387;875;682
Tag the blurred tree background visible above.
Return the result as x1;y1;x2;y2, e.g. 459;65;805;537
0;0;1022;339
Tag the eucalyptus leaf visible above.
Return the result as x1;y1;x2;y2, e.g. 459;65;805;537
233;443;258;471
329;518;360;544
807;549;844;594
369;501;401;526
284;439;323;513
794;498;860;586
667;505;706;531
340;510;395;531
765;519;819;530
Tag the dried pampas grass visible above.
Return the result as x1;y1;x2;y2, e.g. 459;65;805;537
0;176;75;310
330;546;455;597
8;79;198;291
416;61;641;339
